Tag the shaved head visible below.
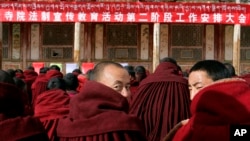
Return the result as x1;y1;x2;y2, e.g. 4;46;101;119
90;61;124;81
90;61;131;99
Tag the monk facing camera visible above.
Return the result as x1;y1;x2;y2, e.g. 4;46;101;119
57;61;147;141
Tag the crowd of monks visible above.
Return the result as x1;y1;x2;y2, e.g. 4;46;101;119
1;58;250;141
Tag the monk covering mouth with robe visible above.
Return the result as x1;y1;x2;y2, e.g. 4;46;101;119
57;61;147;141
172;78;250;141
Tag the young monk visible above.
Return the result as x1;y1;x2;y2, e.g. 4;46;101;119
164;60;250;141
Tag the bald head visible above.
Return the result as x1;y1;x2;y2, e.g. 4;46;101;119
90;61;131;99
91;61;124;81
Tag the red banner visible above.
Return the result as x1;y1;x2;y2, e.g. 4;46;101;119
32;62;44;74
81;62;94;74
0;2;249;24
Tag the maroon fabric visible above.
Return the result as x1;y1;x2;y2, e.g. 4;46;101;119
23;70;38;104
239;73;250;84
173;78;250;141
66;90;78;97
31;73;46;89
0;82;25;118
31;70;63;107
130;80;139;93
76;74;87;92
16;72;25;79
34;88;70;140
0;81;48;140
129;81;140;103
0;116;48;141
129;62;191;141
23;69;38;82
57;81;147;141
45;69;63;80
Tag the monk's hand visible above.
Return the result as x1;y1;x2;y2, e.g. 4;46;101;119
161;119;189;141
181;119;189;125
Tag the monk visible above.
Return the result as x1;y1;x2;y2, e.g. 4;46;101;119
23;66;38;105
15;69;25;79
0;70;48;141
165;60;250;141
64;73;79;97
31;65;63;107
34;77;70;141
134;65;147;83
57;61;147;141
31;67;50;90
129;57;191;141
124;65;139;98
72;68;82;76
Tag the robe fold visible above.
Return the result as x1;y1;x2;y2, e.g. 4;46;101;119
31;70;63;107
0;116;49;141
23;69;38;104
129;62;191;141
0;82;48;141
173;78;250;141
57;81;147;141
35;88;70;141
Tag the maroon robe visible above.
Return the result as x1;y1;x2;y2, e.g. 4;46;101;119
23;69;38;104
57;81;147;141
76;74;87;92
31;73;46;90
34;88;70;141
15;72;25;79
129;62;191;141
31;70;63;107
239;73;250;84
0;82;48;140
0;116;49;141
173;78;250;141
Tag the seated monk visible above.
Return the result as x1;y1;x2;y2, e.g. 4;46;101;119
34;77;70;141
0;70;48;141
57;61;147;141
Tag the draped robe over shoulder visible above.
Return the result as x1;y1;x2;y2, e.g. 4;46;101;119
57;81;147;141
31;70;63;106
35;88;70;141
0;82;48;141
173;78;250;141
0;116;49;141
23;69;38;104
129;62;191;141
